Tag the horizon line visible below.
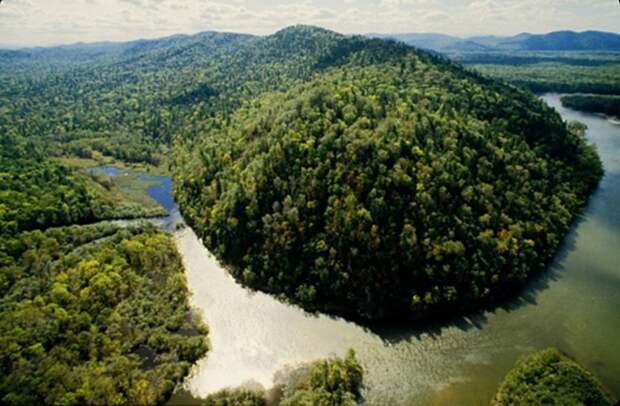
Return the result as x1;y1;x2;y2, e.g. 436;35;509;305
3;26;620;51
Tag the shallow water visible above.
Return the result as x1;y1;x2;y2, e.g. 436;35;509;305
167;94;619;405
86;167;182;231
87;166;121;177
139;173;183;230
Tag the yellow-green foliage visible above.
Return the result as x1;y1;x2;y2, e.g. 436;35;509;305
0;224;208;405
493;348;614;406
199;350;363;406
203;389;267;406
280;349;363;406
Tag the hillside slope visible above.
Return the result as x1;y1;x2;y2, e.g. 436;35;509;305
171;26;602;320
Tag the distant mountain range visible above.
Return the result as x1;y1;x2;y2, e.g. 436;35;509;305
0;32;255;66
371;30;620;53
3;29;620;62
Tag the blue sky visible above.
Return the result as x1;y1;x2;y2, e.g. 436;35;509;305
1;0;619;47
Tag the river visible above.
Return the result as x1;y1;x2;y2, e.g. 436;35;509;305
156;94;619;405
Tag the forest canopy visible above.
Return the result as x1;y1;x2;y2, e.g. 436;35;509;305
0;224;208;405
172;28;603;320
0;99;204;404
201;349;363;406
561;94;620;118
492;348;613;405
463;54;620;95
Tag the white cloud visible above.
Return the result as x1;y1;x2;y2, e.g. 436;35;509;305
0;0;618;47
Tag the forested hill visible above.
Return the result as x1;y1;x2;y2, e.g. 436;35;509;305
0;26;603;321
0;26;445;163
166;26;602;320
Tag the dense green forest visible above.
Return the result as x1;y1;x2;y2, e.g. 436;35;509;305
455;51;620;96
492;348;613;405
0;134;166;237
454;51;620;67
202;389;267;406
279;349;363;405
171;27;603;319
1;75;205;403
561;94;620;118
202;350;363;406
0;223;208;405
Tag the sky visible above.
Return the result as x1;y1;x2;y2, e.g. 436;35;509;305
1;0;619;48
